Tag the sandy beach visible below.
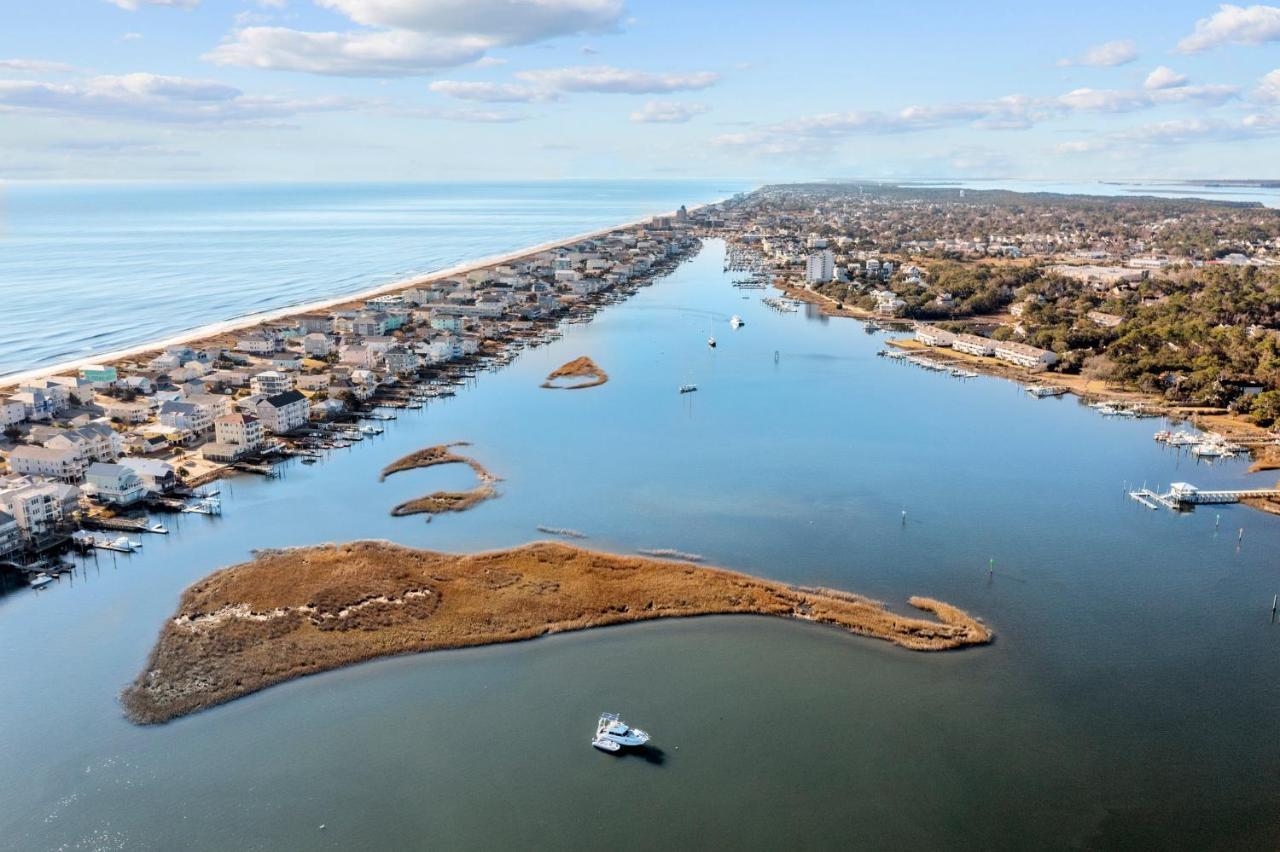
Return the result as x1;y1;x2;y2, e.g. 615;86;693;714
0;203;715;391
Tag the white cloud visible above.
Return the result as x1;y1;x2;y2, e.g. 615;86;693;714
428;79;557;102
1057;39;1138;67
396;105;529;122
1256;68;1280;102
1177;4;1280;52
1056;112;1280;155
630;100;708;123
315;0;624;45
0;71;360;124
712;82;1240;161
208;0;625;77
104;0;199;9
204;27;488;76
0;58;76;74
1144;66;1188;90
515;65;719;94
121;32;144;41
1057;84;1237;112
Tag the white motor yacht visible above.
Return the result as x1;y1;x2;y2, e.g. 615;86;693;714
29;573;53;590
595;713;650;748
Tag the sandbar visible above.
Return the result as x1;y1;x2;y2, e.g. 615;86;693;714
121;540;991;724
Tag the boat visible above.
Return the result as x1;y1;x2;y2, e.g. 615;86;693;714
595;712;650;748
679;384;698;394
707;336;716;348
29;573;53;590
1027;385;1068;398
730;315;744;329
147;522;168;535
591;737;622;753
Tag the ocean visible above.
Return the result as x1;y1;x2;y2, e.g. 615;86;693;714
0;180;752;379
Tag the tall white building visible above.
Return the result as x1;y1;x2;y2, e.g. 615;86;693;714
804;250;835;284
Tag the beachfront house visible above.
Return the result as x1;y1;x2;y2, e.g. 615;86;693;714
9;388;59;421
83;462;146;506
235;333;278;355
256;391;309;435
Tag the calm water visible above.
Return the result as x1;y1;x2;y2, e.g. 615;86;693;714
0;180;751;378
3;240;1280;850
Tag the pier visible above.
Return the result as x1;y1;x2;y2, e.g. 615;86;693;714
1130;482;1280;511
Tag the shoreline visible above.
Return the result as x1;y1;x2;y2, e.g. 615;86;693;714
120;540;991;724
0;201;721;390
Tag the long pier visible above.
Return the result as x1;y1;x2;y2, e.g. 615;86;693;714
1131;482;1280;511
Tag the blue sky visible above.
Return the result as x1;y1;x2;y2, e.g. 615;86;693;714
2;0;1279;181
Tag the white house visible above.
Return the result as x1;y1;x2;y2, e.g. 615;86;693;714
952;333;996;357
1;399;26;429
915;325;957;347
250;370;292;397
83;462;146;506
157;401;212;435
256;391;309;434
118;458;177;493
7;445;86;483
0;479;80;539
994;341;1058;371
213;412;264;451
302;333;334;357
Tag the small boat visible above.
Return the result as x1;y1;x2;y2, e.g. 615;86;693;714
591;737;622;753
707;337;716;348
595;712;650;748
147;522;168;535
679;384;698;394
29;573;53;590
730;315;744;329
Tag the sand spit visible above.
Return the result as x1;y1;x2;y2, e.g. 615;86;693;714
541;356;609;390
537;526;589;539
637;548;705;562
380;443;500;518
120;540;991;724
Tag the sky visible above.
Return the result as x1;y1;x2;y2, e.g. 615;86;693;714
1;0;1279;182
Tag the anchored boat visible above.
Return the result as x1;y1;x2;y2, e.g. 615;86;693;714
591;712;650;752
